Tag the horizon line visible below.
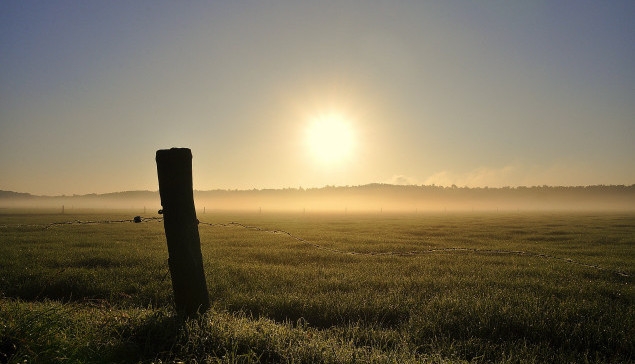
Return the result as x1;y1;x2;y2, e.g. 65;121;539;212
2;183;635;198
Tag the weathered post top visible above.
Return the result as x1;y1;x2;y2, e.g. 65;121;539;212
156;148;194;208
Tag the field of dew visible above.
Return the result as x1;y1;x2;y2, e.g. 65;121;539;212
0;210;633;363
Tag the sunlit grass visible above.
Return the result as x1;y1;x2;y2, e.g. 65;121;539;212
0;211;633;362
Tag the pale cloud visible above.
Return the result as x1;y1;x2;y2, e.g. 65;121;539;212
424;165;519;187
423;161;630;188
387;175;418;185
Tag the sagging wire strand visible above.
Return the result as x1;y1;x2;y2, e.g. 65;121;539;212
1;216;630;278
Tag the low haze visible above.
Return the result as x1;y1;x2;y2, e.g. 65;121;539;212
1;1;634;195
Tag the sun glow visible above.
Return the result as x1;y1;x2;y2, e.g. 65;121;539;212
305;113;356;165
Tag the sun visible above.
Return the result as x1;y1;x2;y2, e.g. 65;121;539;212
305;113;356;165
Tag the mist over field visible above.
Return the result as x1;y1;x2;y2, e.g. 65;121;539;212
2;184;634;213
2;2;634;361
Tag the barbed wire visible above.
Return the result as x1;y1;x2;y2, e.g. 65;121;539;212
0;216;630;278
198;221;631;278
0;216;163;230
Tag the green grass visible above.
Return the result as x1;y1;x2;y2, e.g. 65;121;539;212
1;211;633;363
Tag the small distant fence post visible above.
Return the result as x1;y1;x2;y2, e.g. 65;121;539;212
156;148;210;317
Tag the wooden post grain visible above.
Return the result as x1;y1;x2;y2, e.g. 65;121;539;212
156;148;210;317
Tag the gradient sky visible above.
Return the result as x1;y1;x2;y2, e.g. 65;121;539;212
1;1;634;195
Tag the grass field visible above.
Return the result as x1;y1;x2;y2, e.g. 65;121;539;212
0;211;633;363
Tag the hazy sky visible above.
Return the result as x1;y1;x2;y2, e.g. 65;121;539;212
1;1;634;195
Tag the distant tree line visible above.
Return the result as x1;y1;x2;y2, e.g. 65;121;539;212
1;184;634;212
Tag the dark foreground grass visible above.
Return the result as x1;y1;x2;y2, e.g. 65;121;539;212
0;211;633;363
1;299;430;363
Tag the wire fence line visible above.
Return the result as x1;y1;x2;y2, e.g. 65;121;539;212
0;216;163;230
1;216;630;278
199;221;631;278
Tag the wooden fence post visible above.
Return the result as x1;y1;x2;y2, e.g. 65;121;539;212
156;148;210;317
